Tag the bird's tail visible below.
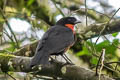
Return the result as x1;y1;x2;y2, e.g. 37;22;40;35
29;50;49;68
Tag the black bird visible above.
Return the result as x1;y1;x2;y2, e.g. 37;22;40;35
30;17;81;67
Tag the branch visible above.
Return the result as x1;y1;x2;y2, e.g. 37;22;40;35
0;8;20;48
77;19;120;39
70;8;111;22
0;54;114;80
13;40;38;56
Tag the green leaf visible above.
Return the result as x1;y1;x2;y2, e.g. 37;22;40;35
95;39;119;55
27;0;35;6
91;57;98;65
76;46;89;56
6;41;18;52
112;32;118;37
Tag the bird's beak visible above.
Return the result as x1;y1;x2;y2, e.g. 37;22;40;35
74;21;81;24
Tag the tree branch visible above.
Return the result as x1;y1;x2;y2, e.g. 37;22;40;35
70;8;111;22
77;19;120;39
0;54;114;80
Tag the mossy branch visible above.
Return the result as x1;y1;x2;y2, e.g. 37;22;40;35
0;54;114;80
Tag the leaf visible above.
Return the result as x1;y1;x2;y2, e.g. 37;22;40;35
95;39;119;55
85;39;119;56
91;57;98;65
112;32;118;37
76;46;89;56
27;0;35;6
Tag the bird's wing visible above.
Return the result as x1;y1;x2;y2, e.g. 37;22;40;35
30;26;75;66
39;26;75;54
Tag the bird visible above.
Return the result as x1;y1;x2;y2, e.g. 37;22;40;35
29;17;81;67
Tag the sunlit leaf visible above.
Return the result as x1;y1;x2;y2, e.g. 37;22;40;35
91;57;98;65
95;39;119;55
112;32;118;37
76;46;89;56
27;0;35;6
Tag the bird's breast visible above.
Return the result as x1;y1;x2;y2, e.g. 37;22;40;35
65;24;75;34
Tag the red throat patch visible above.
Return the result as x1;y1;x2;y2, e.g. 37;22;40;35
65;24;75;34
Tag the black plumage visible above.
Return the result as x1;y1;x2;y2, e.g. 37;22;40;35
30;17;81;67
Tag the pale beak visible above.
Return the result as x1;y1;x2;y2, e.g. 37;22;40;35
74;21;81;24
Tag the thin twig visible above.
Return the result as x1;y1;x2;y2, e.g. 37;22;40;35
103;65;120;74
70;8;111;19
115;63;118;70
84;0;97;59
0;7;20;48
99;49;105;80
85;0;87;27
84;0;98;61
89;38;98;58
103;35;120;49
3;29;15;44
5;72;16;80
91;61;120;69
91;63;120;76
3;0;7;11
105;61;120;65
95;8;120;44
84;41;99;58
96;49;105;75
51;0;65;17
3;11;21;14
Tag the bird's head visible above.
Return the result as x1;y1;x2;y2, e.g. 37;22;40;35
56;17;81;26
56;17;81;34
